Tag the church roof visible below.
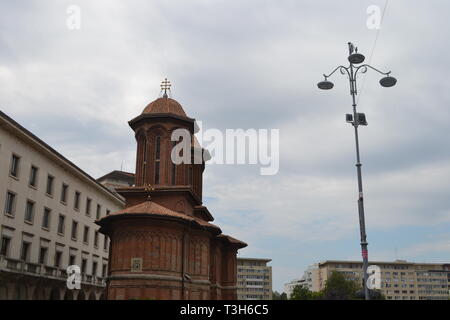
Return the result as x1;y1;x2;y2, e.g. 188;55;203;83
142;97;187;118
96;199;221;233
97;170;135;185
217;234;248;249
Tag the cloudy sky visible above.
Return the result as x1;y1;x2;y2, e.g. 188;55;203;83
1;0;450;292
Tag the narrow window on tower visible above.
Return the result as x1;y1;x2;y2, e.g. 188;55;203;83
154;136;161;184
171;141;176;185
142;138;147;185
188;166;193;186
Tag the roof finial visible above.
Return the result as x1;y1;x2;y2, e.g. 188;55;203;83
160;78;171;98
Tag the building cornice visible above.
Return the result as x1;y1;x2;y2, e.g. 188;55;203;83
117;186;203;207
108;273;211;286
319;260;449;267
237;257;272;263
128;113;195;131
0;110;125;207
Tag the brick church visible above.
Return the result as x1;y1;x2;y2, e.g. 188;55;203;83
96;80;247;300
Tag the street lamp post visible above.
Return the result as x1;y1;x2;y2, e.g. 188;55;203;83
317;42;397;300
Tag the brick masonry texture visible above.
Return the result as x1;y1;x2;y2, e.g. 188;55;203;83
96;95;246;300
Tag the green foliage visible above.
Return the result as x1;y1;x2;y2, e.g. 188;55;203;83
290;285;309;300
290;285;311;300
322;271;361;300
272;291;288;300
289;271;365;300
309;291;324;300
288;272;386;300
289;285;323;300
369;289;385;300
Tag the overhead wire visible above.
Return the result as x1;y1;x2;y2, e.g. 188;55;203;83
357;0;390;104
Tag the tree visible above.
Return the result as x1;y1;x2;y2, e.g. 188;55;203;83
272;291;287;300
309;291;324;300
369;289;386;300
354;288;386;300
322;271;361;300
272;291;281;300
290;285;312;300
290;285;324;300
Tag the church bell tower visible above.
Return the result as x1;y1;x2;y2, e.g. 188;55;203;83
96;79;247;300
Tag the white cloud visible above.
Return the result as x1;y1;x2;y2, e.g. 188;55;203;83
2;0;450;293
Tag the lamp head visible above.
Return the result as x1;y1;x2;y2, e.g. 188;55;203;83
317;79;334;90
348;53;365;64
380;76;397;87
347;44;365;64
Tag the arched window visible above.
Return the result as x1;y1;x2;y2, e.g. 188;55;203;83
135;134;147;186
154;136;161;184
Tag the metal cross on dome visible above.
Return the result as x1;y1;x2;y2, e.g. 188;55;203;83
160;78;171;97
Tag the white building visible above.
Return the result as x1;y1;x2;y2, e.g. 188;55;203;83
284;264;320;297
0;110;125;299
303;263;320;291
284;278;307;298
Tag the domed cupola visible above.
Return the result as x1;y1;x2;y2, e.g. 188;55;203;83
127;78;204;203
142;97;187;118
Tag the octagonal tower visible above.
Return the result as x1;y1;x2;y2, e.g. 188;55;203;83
96;80;246;300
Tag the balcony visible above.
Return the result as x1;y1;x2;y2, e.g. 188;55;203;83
246;284;264;289
245;278;264;282
24;262;41;274
6;258;20;271
44;266;57;277
0;255;105;287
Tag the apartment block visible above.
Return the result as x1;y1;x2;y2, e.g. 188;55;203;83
237;257;272;300
290;260;450;300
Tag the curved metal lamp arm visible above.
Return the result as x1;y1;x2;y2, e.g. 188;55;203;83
323;65;350;79
354;64;391;78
